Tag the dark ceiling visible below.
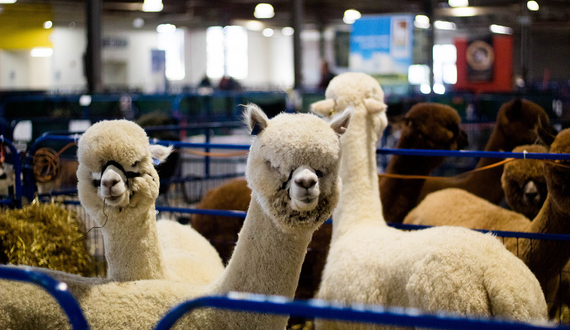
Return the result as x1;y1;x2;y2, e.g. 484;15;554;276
15;0;570;31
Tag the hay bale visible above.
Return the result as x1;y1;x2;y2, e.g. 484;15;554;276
0;200;95;276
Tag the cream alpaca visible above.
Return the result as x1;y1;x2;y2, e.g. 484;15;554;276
404;129;570;318
0;104;348;329
76;119;223;283
312;72;547;329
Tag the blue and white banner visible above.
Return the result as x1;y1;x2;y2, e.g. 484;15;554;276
350;14;413;78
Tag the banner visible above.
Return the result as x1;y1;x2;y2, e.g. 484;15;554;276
349;14;413;87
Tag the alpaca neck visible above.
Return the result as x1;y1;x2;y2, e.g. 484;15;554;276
212;194;312;328
333;107;384;238
101;206;168;281
519;196;570;285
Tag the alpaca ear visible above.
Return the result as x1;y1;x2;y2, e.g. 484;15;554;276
364;98;387;114
311;99;336;118
243;103;269;135
505;98;523;122
330;106;352;136
149;144;173;165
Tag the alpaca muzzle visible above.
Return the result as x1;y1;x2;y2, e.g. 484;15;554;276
93;160;141;188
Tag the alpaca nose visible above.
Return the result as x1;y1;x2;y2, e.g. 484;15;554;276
295;176;317;189
102;177;120;188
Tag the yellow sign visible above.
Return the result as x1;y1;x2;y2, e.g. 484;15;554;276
0;4;53;49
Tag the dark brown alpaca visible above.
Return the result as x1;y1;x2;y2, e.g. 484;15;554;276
417;98;557;207
379;102;468;223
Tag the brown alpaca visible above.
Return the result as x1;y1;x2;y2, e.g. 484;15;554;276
379;102;468;223
417;98;557;206
501;144;548;219
191;177;251;264
404;128;570;318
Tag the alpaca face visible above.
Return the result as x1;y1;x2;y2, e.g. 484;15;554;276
244;104;347;234
498;99;557;148
77;120;170;223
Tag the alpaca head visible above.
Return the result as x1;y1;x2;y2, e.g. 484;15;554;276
76;120;172;222
496;98;558;148
311;72;388;140
544;128;570;212
244;104;349;234
501;144;547;219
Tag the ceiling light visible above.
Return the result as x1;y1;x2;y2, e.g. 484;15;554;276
31;47;53;57
343;9;361;24
434;20;456;30
448;7;477;16
142;0;163;12
254;3;274;19
527;0;539;11
448;0;468;7
262;28;274;37
133;18;145;28
43;21;53;29
245;20;264;31
490;24;513;34
156;24;176;33
0;0;17;3
414;15;430;29
281;27;294;36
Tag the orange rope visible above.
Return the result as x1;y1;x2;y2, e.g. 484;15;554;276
33;142;78;183
181;149;249;157
378;158;515;180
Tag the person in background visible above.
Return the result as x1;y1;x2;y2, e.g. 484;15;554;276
318;60;336;90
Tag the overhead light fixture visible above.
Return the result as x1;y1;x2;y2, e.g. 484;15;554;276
434;20;456;30
448;7;477;17
490;24;513;34
31;47;53;57
254;3;274;19
343;9;361;24
245;20;264;31
156;24;176;33
262;28;274;37
281;27;294;36
414;15;430;29
142;0;163;12
448;0;468;7
527;0;539;11
43;21;53;29
0;0;17;3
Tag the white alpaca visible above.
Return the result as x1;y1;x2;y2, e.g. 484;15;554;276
311;72;547;329
76;119;223;283
0;104;349;329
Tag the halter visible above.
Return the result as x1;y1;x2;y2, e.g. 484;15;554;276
93;160;141;188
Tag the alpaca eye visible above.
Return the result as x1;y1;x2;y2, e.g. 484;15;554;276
316;170;324;178
132;161;139;167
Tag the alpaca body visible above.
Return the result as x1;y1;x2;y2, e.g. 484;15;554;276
313;72;547;329
0;105;348;329
417;98;556;206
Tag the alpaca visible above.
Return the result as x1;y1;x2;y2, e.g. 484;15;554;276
403;129;570;318
0;104;349;329
76;119;223;283
377;102;468;223
313;72;547;329
416;98;557;208
501;144;548;219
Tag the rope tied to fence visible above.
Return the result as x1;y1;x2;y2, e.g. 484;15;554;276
33;142;77;183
